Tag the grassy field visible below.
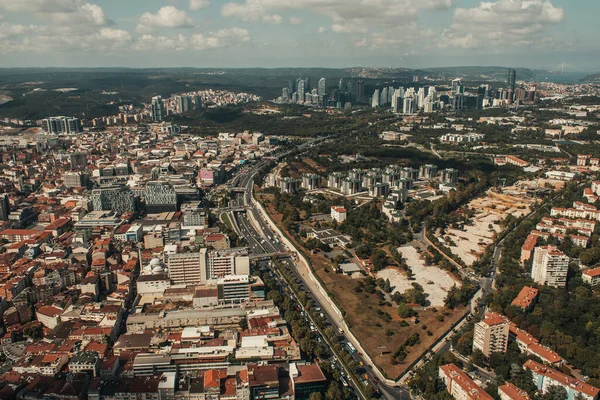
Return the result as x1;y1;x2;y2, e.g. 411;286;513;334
259;192;468;379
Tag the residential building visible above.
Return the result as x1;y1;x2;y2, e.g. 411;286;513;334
151;96;166;122
524;360;599;400
280;177;300;194
69;351;101;377
331;206;347;223
472;312;510;357
41;116;82;134
511;286;539;311
439;363;494;400
167;249;208;285
419;164;438;179
498;383;530;400
301;174;321;190
583;267;600;286
531;246;569;287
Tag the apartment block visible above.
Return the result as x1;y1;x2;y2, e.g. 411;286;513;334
524;360;599;400
531;246;569;288
583;267;600;286
472;312;510;357
439;363;494;400
498;383;530;400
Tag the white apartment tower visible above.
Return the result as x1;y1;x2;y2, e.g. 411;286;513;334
472;312;510;357
531;245;569;288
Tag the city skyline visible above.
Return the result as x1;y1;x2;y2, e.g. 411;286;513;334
0;0;599;71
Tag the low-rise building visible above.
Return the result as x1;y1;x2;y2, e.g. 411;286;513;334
524;360;599;400
330;206;347;223
583;267;600;286
439;363;493;400
498;383;530;400
510;286;539;311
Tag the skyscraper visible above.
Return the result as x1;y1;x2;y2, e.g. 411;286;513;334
356;81;364;99
403;96;415;114
338;78;345;92
151;96;166;122
451;79;463;96
507;68;517;93
297;79;305;103
318;78;326;97
371;89;380;108
380;87;388;106
175;95;192;114
193;94;202;109
507;68;517;101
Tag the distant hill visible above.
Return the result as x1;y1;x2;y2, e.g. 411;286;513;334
0;66;535;120
420;66;535;82
581;72;600;83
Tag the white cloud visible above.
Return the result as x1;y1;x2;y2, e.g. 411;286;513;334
0;0;109;25
220;0;453;33
190;28;250;50
221;1;284;24
137;6;194;33
317;26;326;33
135;34;189;51
189;0;210;11
135;28;250;52
0;0;81;13
441;0;565;49
289;16;302;25
262;14;282;24
98;27;132;42
354;38;367;47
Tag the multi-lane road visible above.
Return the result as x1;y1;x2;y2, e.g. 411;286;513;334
221;158;411;400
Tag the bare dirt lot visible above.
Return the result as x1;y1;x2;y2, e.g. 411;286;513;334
445;185;536;266
377;246;461;308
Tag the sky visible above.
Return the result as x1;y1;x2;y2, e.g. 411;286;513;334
0;0;599;71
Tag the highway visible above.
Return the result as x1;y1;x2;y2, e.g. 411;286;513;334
221;156;411;400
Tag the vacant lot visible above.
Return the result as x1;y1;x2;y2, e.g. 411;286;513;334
445;187;535;266
377;246;460;308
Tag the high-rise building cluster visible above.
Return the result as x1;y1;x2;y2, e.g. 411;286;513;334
41;116;82;134
277;76;364;109
372;85;441;114
370;69;539;114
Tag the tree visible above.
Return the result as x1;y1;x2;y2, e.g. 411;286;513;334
309;393;324;400
325;382;344;400
398;302;415;318
542;385;568;400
